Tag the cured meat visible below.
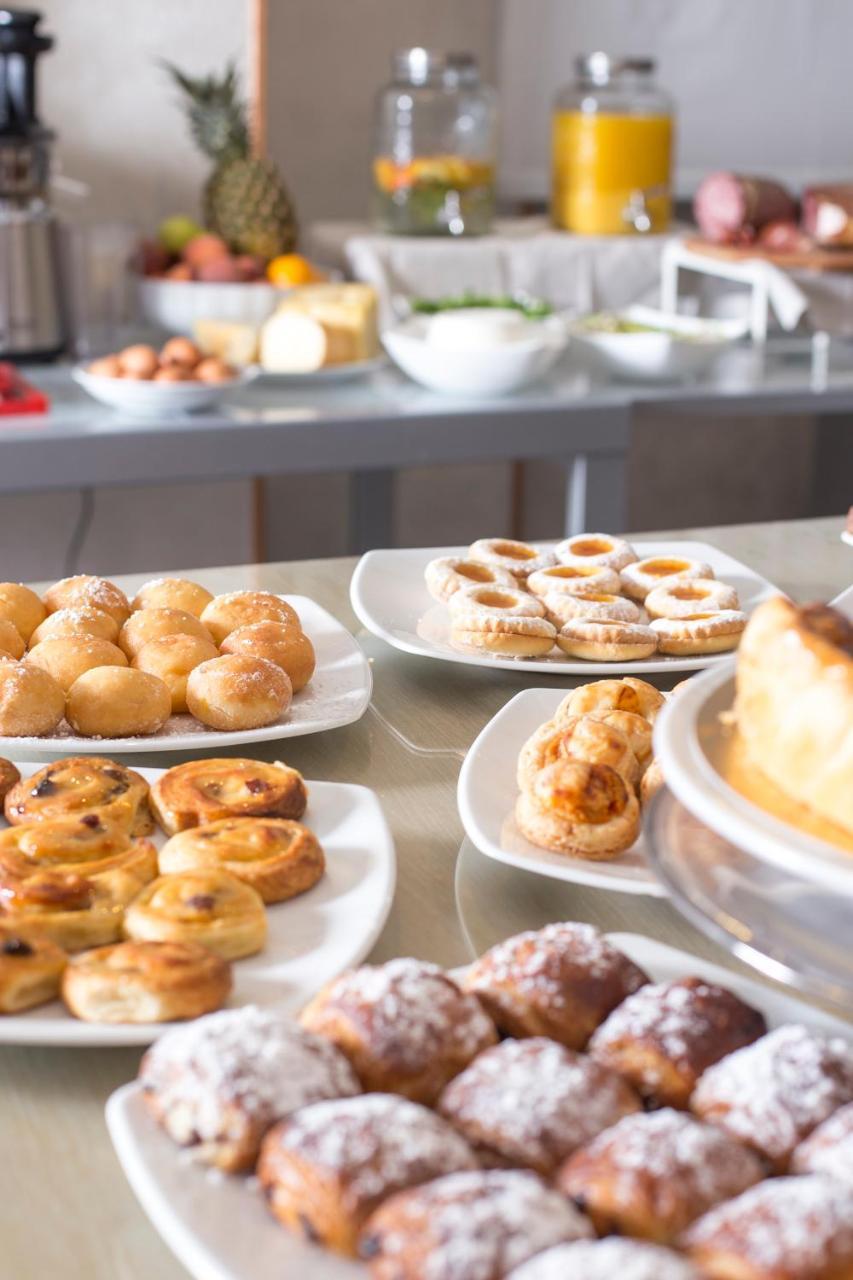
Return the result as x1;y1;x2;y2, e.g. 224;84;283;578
802;184;853;246
693;173;797;244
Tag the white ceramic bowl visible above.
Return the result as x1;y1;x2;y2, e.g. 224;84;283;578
383;312;569;396
72;363;256;419
136;276;283;335
570;305;749;382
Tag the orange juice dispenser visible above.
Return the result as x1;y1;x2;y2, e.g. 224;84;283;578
552;54;674;235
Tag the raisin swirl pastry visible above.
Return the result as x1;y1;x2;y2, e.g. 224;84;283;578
463;921;648;1050
0;920;66;1013
437;1037;640;1176
0;814;157;908
140;1005;360;1172
506;1239;702;1280
792;1102;853;1185
0;757;20;804
0;867;124;951
150;758;307;835
123;869;267;961
62;939;231;1024
300;958;498;1106
258;1094;478;1256
159;817;324;905
589;976;767;1109
4;757;154;836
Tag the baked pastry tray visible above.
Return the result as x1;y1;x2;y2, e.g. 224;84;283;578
106;933;852;1280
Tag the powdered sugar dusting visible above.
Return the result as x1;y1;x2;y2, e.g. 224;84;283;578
792;1102;853;1184
507;1238;699;1280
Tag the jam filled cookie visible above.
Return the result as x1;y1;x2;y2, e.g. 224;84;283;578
5;757;153;835
0;660;65;737
448;583;545;619
131;576;214;618
450;611;557;659
66;667;172;738
200;590;300;645
589;977;767;1109
0;814;157;908
468;537;557;580
0;920;66;1013
150;758;307;834
62;939;231;1024
507;1239;701;1280
543;591;641;627
118;607;213;661
651;610;747;656
0;581;47;642
0;757;20;804
185;653;292;731
792;1102;853;1185
527;564;622;599
220;623;315;693
300;957;498;1106
556;619;658;662
437;1037;640;1176
556;677;665;724
424;557;517;603
645;578;740;620
141;1006;360;1172
43;575;130;628
557;1108;764;1243
620;557;715;602
30;605;120;647
159;817;324;905
258;1094;478;1256
359;1169;593;1279
24;635;127;693
123;868;267;961
515;760;641;859
517;716;639;791
554;532;638;572
132;632;219;714
463;921;648;1050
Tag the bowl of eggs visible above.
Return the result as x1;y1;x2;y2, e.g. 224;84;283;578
72;337;256;419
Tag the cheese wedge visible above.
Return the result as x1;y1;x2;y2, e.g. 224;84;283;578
260;283;379;372
194;320;259;367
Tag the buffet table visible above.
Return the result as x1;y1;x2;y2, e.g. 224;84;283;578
0;514;850;1280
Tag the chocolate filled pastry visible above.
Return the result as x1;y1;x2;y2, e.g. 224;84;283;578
65;667;172;739
43;575;130;628
118;606;214;661
515;759;641;859
517;715;639;791
200;590;300;645
463;921;648;1050
62;939;231;1024
589;977;767;1109
159;817;324;905
185;653;292;731
258;1094;478;1256
131;576;214;618
0;920;66;1013
24;635;127;693
0;581;47;642
0;659;65;737
0;869;124;951
132;632;219;714
359;1169;593;1279
150;757;307;834
437;1037;640;1176
557;1108;764;1243
691;1024;853;1171
220;622;315;693
506;1239;702;1280
0;618;25;659
792;1102;853;1185
30;605;120;647
300;957;498;1106
5;757;154;836
684;1175;853;1280
0;757;20;803
123;868;267;961
0;814;157;907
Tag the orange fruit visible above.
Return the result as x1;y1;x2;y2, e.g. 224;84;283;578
266;254;324;287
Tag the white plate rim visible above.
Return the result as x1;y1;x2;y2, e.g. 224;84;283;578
350;540;781;676
457;687;666;898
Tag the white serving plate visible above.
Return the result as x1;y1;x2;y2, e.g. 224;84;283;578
72;363;256;418
351;540;779;676
458;687;663;897
0;596;371;759
655;660;853;897
0;764;395;1047
570;305;748;383
254;355;388;385
106;932;852;1280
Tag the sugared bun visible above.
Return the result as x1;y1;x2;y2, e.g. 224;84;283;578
131;577;214;619
200;591;300;645
0;582;46;642
0;619;25;660
118;607;213;661
221;622;315;693
506;1239;701;1280
185;653;292;731
30;606;120;647
24;636;127;693
65;666;172;737
0;659;65;736
133;633;219;713
43;575;130;627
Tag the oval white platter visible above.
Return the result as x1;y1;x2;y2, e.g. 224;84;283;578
105;932;852;1280
253;355;388;385
457;687;665;897
0;596;371;758
654;660;853;898
0;763;396;1047
350;540;780;676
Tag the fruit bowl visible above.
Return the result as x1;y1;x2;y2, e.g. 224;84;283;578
72;363;256;419
136;276;283;336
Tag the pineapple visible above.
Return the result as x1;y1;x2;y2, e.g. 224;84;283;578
165;62;297;260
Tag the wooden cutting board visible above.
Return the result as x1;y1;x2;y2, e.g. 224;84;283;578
683;235;853;273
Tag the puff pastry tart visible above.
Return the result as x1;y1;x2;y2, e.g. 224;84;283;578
589;976;767;1109
463;922;648;1050
62;939;231;1024
0;814;157;908
424;556;516;603
359;1169;592;1279
159;817;324;905
300;957;498;1106
506;1239;701;1280
4;757;153;836
791;1102;853;1185
468;538;557;579
0;869;124;951
515;760;641;859
149;757;307;834
0;757;20;803
554;532;638;572
141;1006;360;1172
589;709;654;770
258;1094;478;1256
517;716;639;791
123;869;267;961
0;920;66;1013
556;676;666;724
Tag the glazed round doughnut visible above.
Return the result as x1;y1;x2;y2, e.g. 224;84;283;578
0;660;65;737
4;757;152;834
132;633;219;713
591;710;654;770
0;919;67;1013
131;576;214;618
516;760;641;859
0;620;24;660
185;653;292;731
220;622;315;693
61;939;231;1023
43;575;130;627
448;583;545;620
640;757;665;805
506;1239;702;1280
123;868;267;961
424;556;517;603
159;817;324;905
0;582;46;642
517;716;639;791
0;814;157;909
118;607;213;661
620;557;715;602
450;610;557;659
468;537;556;579
645;578;740;620
24;635;128;693
150;758;307;834
527;563;622;599
65;667;172;738
543;592;641;627
200;591;300;645
556;677;664;724
651;611;747;656
554;532;638;572
30;606;119;647
557;619;658;662
0;758;20;804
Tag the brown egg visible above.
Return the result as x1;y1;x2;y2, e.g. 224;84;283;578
194;356;235;383
160;336;201;368
153;365;192;382
118;344;159;379
88;355;123;378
